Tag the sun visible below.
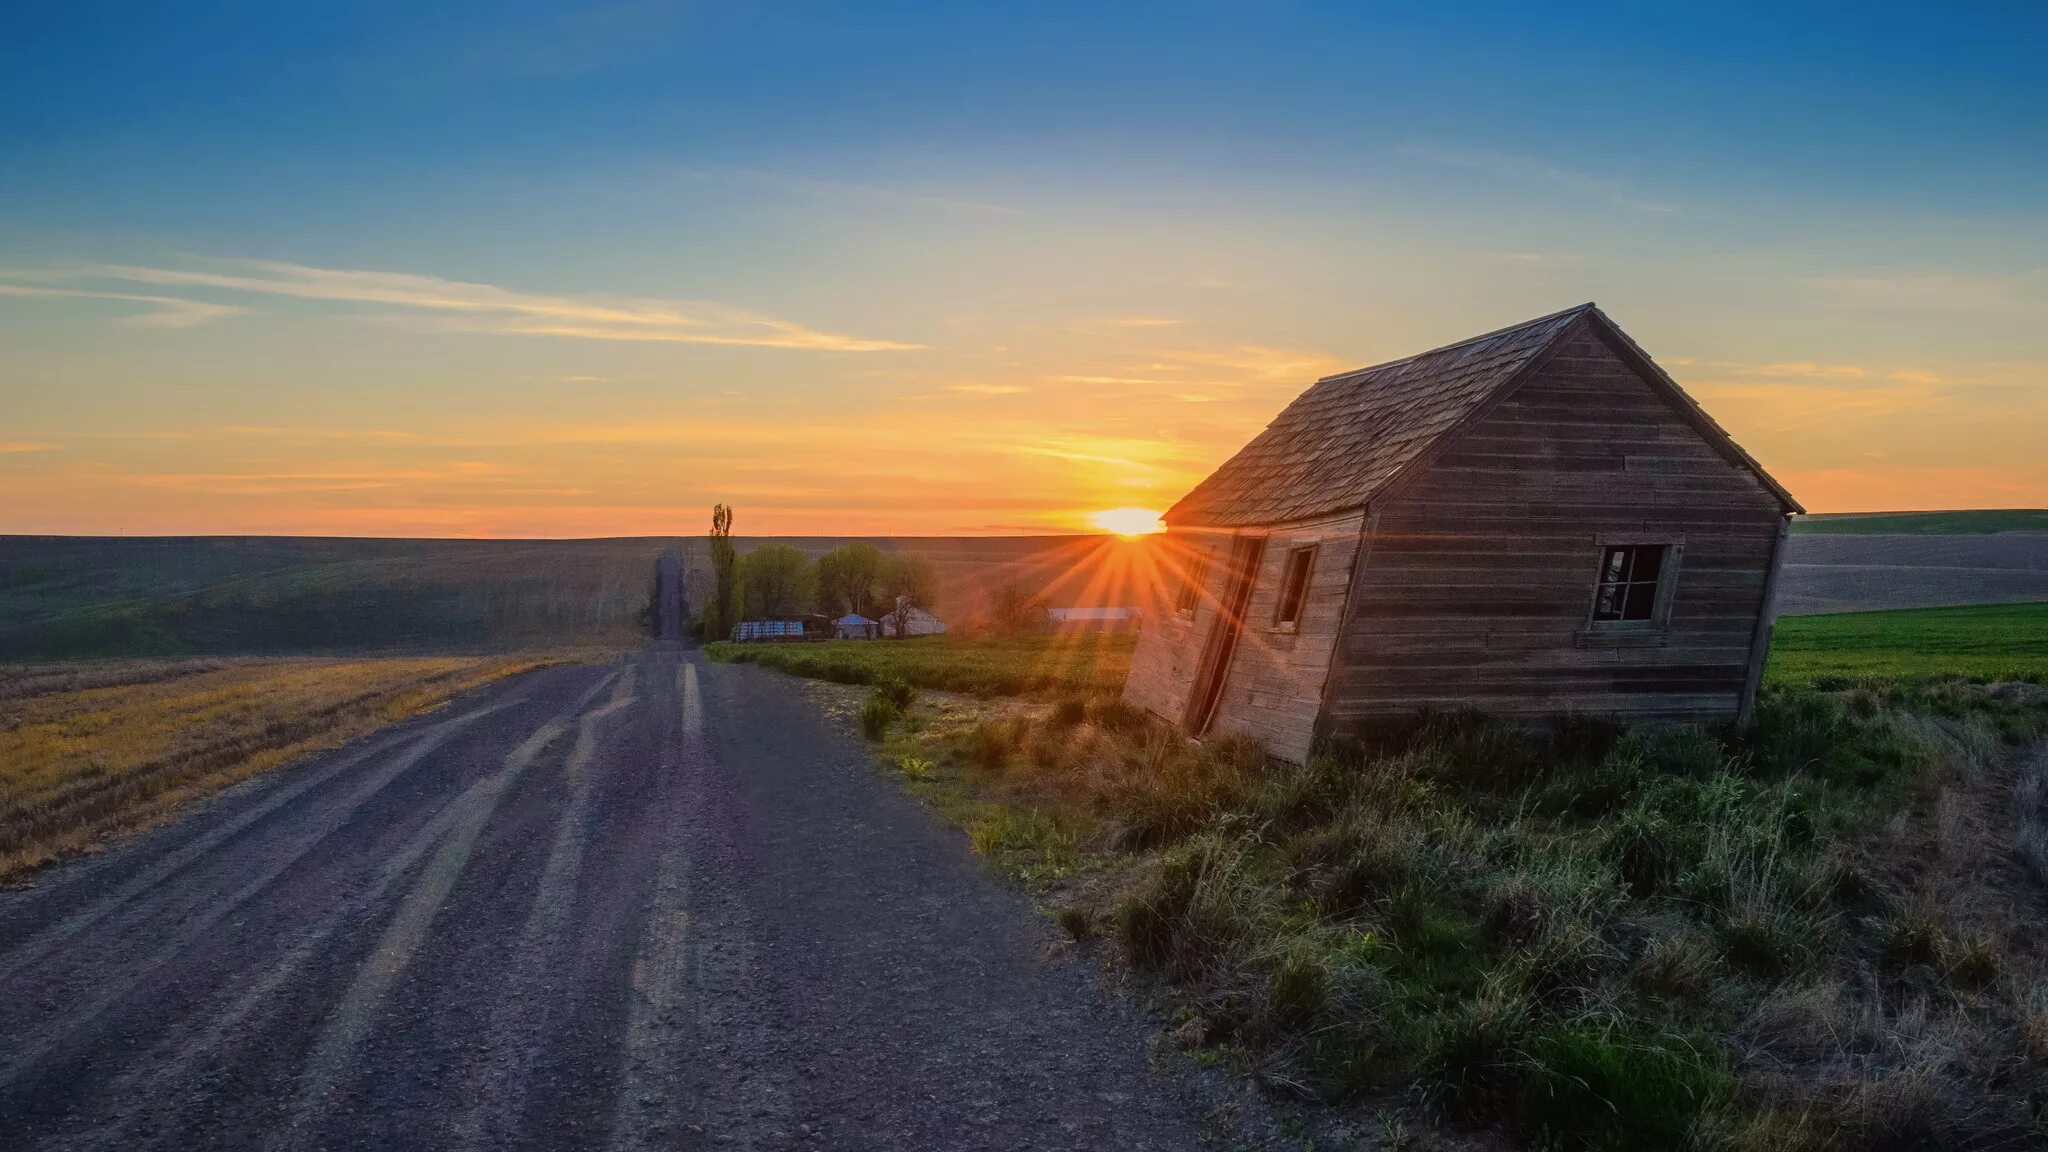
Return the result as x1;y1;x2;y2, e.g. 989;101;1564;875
1090;507;1166;537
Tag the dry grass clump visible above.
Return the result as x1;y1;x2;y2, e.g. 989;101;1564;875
887;680;2048;1150
0;655;547;880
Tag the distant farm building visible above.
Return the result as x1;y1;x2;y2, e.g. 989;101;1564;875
881;599;948;638
730;615;829;643
1124;303;1801;764
835;614;881;640
1047;606;1143;632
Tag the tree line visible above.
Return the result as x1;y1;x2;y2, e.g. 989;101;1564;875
697;506;940;641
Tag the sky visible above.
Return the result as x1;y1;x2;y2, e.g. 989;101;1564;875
2;1;2045;537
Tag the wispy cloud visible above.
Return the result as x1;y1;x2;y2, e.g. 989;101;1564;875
0;283;242;328
1157;344;1352;381
946;382;1030;395
0;441;59;453
1074;315;1182;332
1403;146;1679;215
0;258;922;351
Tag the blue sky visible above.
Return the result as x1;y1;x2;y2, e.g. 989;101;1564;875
3;2;2045;534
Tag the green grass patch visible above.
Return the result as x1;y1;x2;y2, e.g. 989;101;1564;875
1791;509;2048;534
868;678;2048;1149
1768;602;2048;685
705;633;1134;696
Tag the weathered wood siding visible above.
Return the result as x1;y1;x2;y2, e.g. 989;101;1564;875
1204;512;1365;764
1123;528;1236;723
1325;324;1785;727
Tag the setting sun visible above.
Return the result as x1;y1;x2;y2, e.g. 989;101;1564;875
1090;507;1166;537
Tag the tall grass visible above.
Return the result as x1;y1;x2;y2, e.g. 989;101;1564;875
0;655;548;880
884;681;2048;1149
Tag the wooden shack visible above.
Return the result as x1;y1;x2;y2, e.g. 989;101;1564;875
1123;303;1802;764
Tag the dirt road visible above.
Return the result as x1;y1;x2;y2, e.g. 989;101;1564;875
0;650;1213;1150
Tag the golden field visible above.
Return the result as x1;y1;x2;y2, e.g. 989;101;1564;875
0;655;550;881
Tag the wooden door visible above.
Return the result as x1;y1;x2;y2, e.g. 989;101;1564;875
1183;533;1266;735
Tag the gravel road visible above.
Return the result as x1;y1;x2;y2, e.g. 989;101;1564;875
0;649;1218;1150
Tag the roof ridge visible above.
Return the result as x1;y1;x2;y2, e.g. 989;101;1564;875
1313;301;1596;383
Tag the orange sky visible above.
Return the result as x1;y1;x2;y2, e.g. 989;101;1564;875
3;269;2044;537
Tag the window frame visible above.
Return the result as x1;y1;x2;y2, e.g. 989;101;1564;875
1174;547;1214;619
1271;544;1317;632
1583;536;1684;637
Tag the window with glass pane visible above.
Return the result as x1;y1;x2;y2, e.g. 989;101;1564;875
1274;546;1316;626
1592;544;1666;623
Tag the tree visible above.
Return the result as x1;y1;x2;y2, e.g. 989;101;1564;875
738;544;815;618
988;579;1049;637
706;504;737;641
815;542;885;617
880;552;939;638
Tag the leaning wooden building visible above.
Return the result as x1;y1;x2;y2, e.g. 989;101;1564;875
1124;303;1801;764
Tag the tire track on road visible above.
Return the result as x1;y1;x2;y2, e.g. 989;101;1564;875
48;671;622;1151
0;699;533;1098
268;667;625;1152
0;696;518;990
445;665;643;1150
608;661;699;1151
609;660;794;1152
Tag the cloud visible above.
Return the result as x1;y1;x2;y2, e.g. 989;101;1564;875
0;258;922;351
0;441;58;453
1158;344;1353;381
0;283;243;328
1402;146;1679;215
1076;315;1182;332
946;382;1030;395
1708;360;1873;380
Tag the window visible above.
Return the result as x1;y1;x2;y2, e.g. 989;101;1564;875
1591;544;1668;624
1273;546;1316;628
1174;549;1212;616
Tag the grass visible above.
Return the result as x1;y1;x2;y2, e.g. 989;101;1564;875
1791;509;2048;535
0;536;668;660
1770;602;2048;686
866;679;2048;1150
0;654;551;881
705;633;1135;696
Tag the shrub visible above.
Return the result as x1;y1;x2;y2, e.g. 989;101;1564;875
874;675;916;711
962;718;1016;769
858;693;899;740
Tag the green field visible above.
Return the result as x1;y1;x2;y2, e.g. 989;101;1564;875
711;603;2048;701
1792;509;2048;534
705;634;1135;696
0;536;680;660
1768;601;2048;684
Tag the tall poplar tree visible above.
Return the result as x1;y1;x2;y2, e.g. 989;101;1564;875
707;503;737;641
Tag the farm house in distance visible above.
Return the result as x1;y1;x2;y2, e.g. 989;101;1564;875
1124;303;1802;764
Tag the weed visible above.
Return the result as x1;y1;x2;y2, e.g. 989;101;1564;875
858;693;900;740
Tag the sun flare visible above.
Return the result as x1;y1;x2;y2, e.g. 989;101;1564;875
1090;507;1166;537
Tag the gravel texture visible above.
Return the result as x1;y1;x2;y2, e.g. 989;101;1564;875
0;649;1226;1151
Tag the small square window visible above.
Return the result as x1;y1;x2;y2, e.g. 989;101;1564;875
1274;546;1316;627
1591;544;1668;624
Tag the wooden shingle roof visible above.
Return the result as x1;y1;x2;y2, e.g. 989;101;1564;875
1165;303;1800;527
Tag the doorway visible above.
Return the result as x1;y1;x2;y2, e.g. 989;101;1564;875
1183;532;1266;735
